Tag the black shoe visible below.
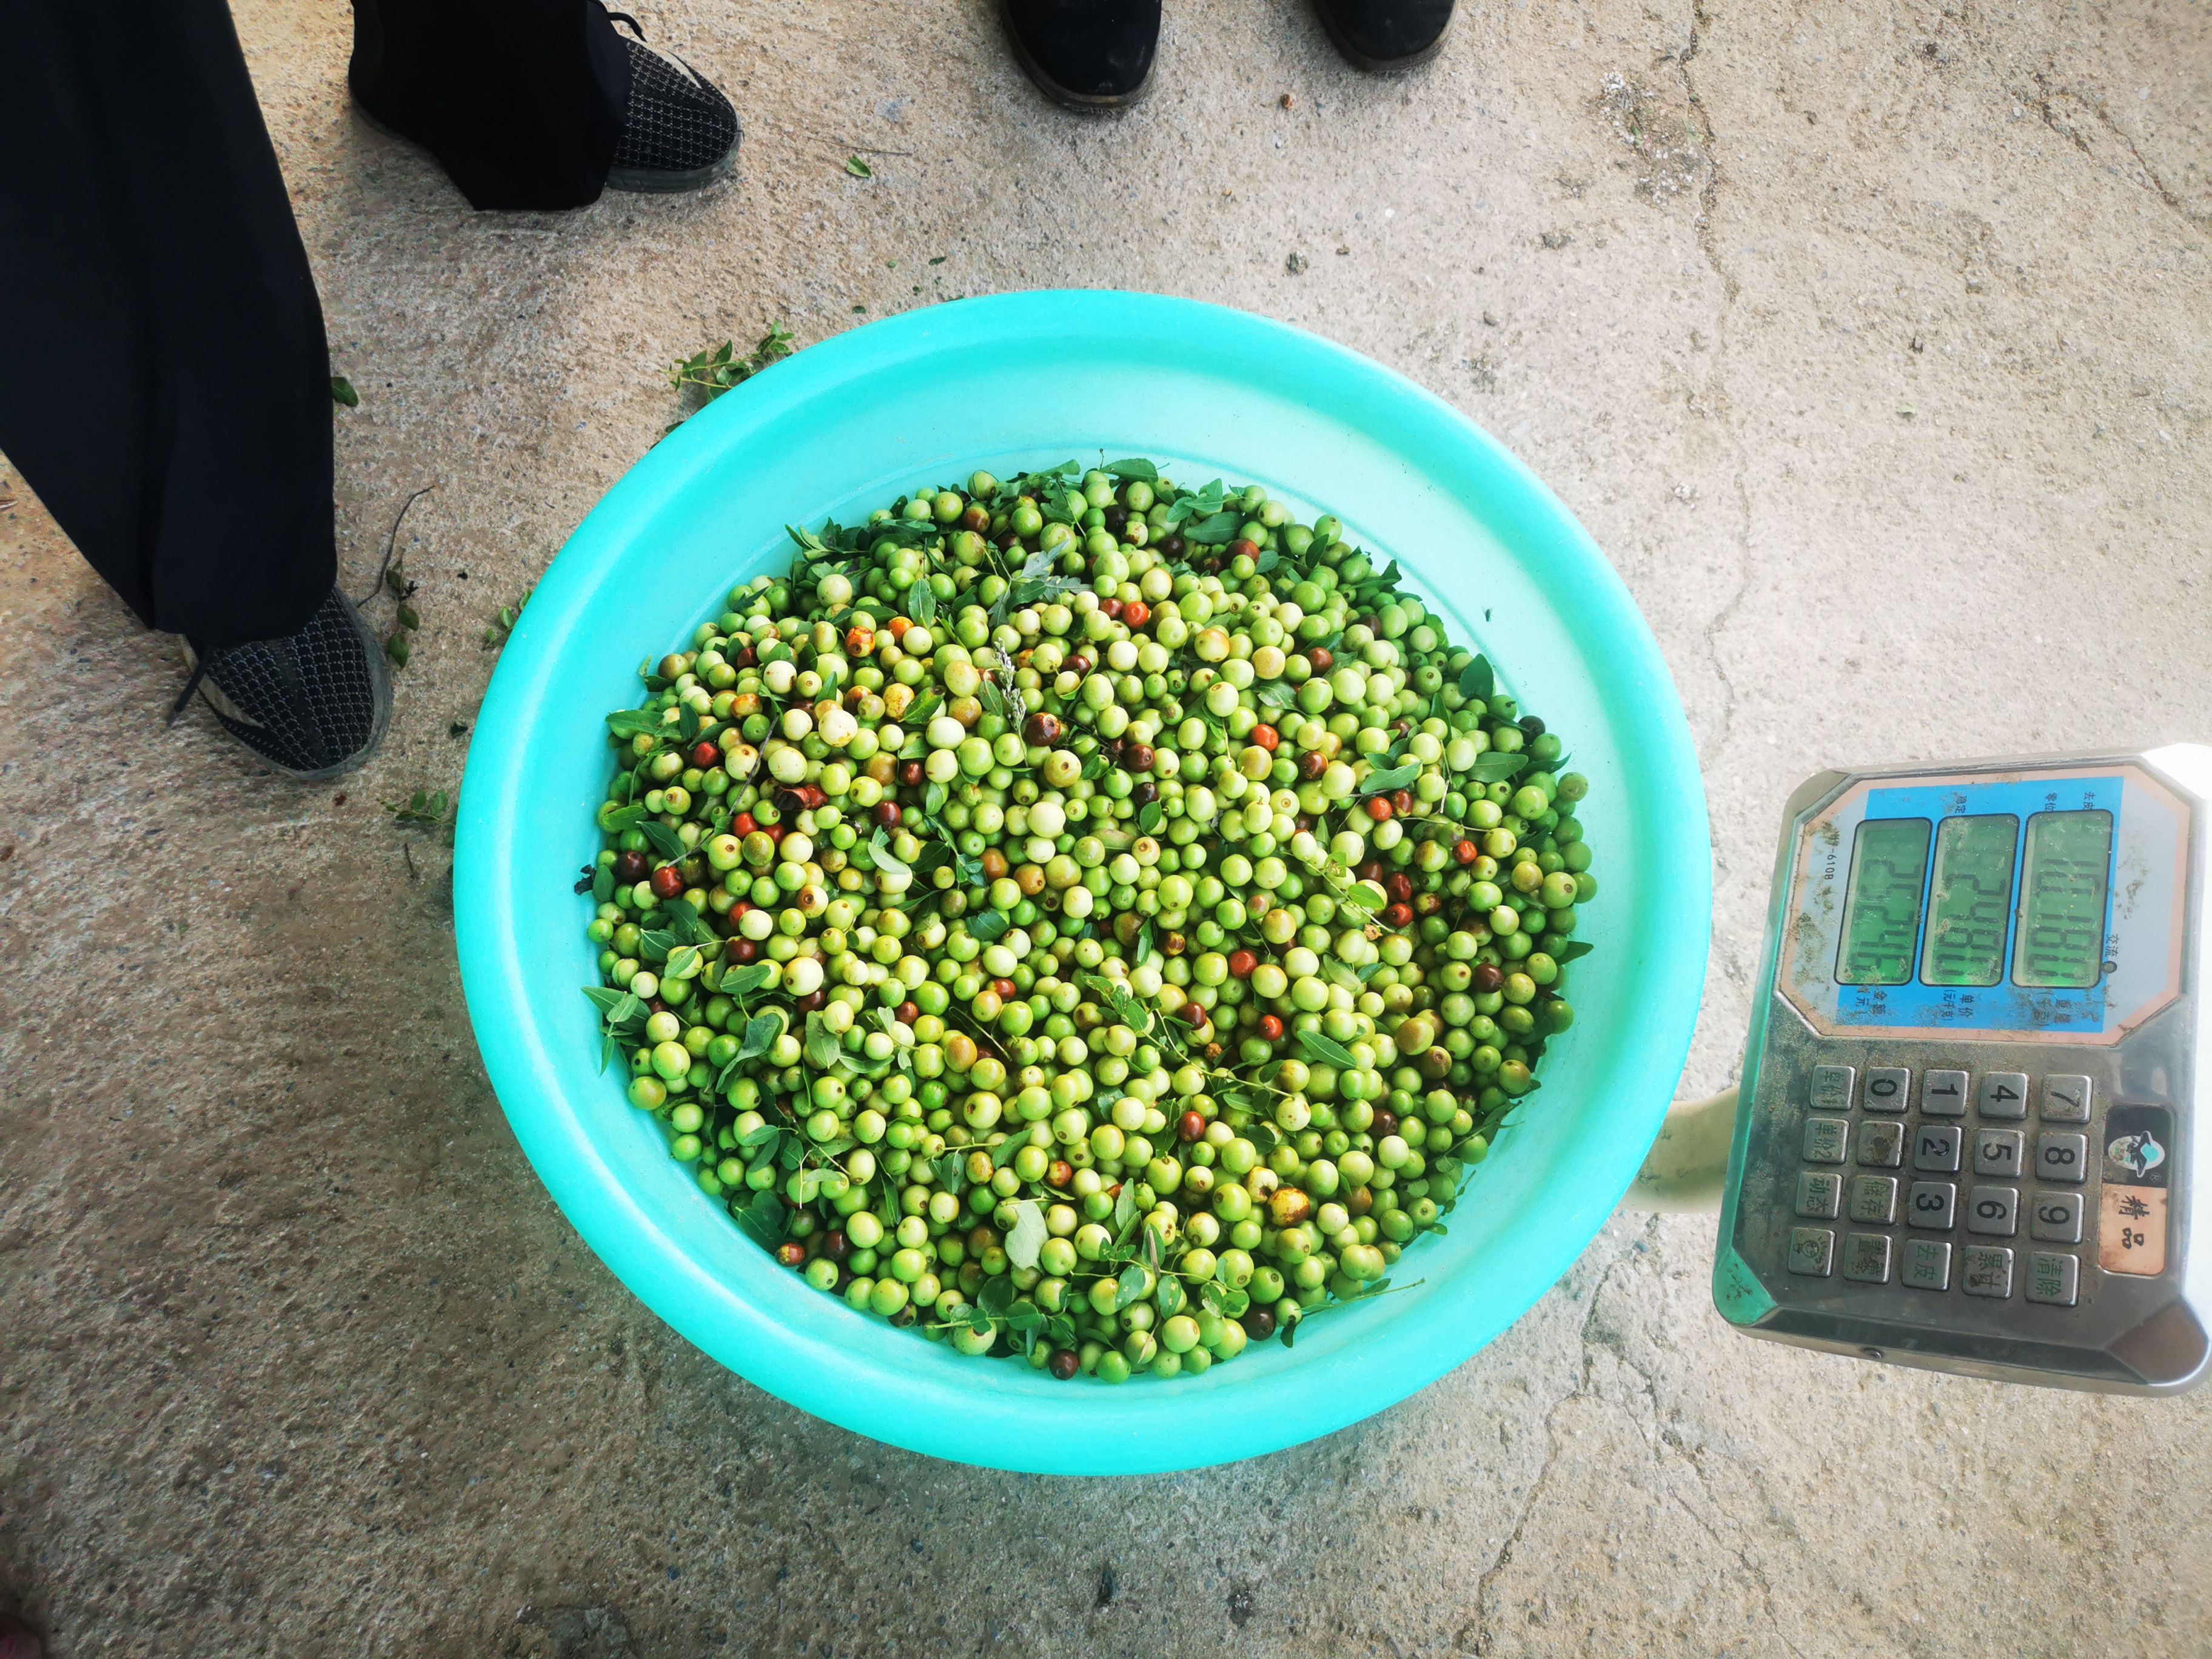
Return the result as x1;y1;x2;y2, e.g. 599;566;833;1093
605;18;740;192
1313;0;1455;69
170;586;393;780
1001;0;1160;111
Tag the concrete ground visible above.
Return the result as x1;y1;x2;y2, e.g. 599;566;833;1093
3;0;2208;1652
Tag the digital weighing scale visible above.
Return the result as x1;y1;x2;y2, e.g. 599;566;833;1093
1677;746;2211;1394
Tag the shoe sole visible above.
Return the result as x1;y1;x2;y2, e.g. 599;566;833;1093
1312;4;1452;72
357;100;734;198
180;589;394;783
999;0;1154;113
606;149;737;193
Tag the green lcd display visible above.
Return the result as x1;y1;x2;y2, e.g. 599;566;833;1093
1921;814;2020;987
1836;817;1932;985
2013;809;2113;988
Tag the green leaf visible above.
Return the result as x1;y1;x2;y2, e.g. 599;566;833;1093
979;1274;1019;1317
907;579;937;626
1252;679;1296;709
636;929;677;964
1111;1182;1141;1242
1137;802;1164;834
845;155;873;178
739;1122;784;1153
991;1131;1033;1169
803;1013;842;1071
968;909;1011;944
661;895;716;945
721;962;775;997
737;1013;780;1062
923;780;948;817
1458;657;1495;700
1296;1030;1359;1070
1336;882;1384;917
1183;511;1241;545
1199;1281;1250;1319
638;820;684;859
607;709;663;739
329;375;359;408
869;831;911;877
1361;762;1421;796
1465;753;1530;783
1102;458;1158;481
1004;1199;1048;1270
934;1151;967;1195
1112;1263;1148;1313
1255;546;1280;574
736;1191;788;1248
663;945;702;981
1552;939;1595;964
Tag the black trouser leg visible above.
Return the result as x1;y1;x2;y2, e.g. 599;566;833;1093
0;0;334;648
350;0;631;211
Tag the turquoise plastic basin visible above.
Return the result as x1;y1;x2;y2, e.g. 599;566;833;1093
456;290;1709;1475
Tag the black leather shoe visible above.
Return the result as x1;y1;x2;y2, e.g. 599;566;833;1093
1001;0;1161;111
1312;0;1455;70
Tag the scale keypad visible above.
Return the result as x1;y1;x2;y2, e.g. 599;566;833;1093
1783;1061;2135;1306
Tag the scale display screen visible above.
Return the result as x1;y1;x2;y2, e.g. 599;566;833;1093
2014;809;2115;988
1922;814;2021;987
1787;772;2136;1036
1836;819;1931;985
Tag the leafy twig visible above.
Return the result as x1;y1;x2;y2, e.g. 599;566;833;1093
358;485;433;607
387;787;455;846
667;326;796;412
483;585;533;649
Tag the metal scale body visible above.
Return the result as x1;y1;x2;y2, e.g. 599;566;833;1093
1714;746;2212;1393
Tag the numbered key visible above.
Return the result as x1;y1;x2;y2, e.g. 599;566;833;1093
1862;1067;1911;1114
2040;1074;2093;1123
1974;1128;2025;1179
1977;1072;2029;1120
1962;1245;2015;1298
1855;1120;1905;1168
1967;1185;2020;1237
2029;1190;2085;1245
2036;1133;2088;1185
1803;1118;1850;1164
1921;1069;1969;1118
1795;1171;1843;1219
1900;1238;1952;1290
1788;1227;1836;1276
2025;1252;2079;1307
1907;1181;1957;1230
1912;1123;1963;1174
1842;1233;1892;1284
1809;1064;1855;1113
1848;1175;1898;1225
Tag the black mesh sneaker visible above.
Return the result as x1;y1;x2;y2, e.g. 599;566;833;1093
605;18;740;193
1312;0;1456;70
170;586;393;780
1001;0;1160;112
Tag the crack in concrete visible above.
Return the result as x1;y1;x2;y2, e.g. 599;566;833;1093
1464;1230;1649;1655
1532;1232;1811;1659
2027;70;2210;233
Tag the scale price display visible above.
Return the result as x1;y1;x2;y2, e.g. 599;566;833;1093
1832;808;2113;997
